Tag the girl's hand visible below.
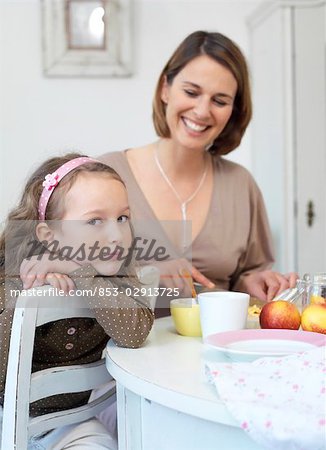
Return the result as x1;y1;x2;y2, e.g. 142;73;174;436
241;270;298;302
21;269;75;294
43;273;75;294
20;254;80;290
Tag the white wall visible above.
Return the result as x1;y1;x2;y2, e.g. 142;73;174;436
0;0;261;220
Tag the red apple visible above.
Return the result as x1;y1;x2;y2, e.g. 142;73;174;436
301;304;326;334
259;300;301;330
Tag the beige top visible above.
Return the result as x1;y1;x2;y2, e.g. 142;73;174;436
100;151;275;307
0;264;154;415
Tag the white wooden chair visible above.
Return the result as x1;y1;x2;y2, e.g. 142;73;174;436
1;286;116;449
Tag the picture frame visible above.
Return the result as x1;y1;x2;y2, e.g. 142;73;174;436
41;0;133;77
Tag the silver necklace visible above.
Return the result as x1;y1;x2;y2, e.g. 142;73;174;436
154;142;208;249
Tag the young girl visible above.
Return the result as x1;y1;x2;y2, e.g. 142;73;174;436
0;153;154;449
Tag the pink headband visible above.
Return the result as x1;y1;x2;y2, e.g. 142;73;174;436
38;156;98;220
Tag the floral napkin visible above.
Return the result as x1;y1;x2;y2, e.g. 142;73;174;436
205;346;326;450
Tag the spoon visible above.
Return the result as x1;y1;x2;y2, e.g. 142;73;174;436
179;268;198;301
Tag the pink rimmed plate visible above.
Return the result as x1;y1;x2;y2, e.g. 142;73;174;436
204;329;326;361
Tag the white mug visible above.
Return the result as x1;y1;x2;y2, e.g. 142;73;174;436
198;291;250;339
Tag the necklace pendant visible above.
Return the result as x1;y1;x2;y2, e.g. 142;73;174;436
181;203;187;221
154;142;209;252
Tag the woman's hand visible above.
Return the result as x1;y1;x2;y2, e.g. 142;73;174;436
190;266;215;289
20;254;79;291
151;259;215;295
240;270;298;302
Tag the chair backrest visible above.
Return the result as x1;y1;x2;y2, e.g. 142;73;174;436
1;286;116;449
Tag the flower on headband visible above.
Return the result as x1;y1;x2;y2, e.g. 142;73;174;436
42;172;59;191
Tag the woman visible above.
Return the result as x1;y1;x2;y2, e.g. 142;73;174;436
100;31;297;314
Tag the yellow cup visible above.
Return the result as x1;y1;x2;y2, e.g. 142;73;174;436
170;298;202;337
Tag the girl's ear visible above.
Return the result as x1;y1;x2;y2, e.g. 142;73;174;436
160;76;169;104
35;222;55;243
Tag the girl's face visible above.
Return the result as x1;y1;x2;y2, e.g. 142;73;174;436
161;55;238;151
53;172;132;276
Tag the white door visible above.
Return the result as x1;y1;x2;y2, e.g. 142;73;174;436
249;1;326;276
294;4;326;274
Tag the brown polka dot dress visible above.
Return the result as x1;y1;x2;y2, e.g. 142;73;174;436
0;265;154;416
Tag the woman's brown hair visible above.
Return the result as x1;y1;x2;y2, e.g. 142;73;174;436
152;30;252;155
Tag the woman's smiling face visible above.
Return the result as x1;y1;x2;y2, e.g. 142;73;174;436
161;54;238;151
53;172;132;275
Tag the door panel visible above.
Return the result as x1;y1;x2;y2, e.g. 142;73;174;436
294;5;326;274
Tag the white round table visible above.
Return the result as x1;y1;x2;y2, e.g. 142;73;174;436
106;317;263;450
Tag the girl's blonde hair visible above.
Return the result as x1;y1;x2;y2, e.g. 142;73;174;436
0;153;136;282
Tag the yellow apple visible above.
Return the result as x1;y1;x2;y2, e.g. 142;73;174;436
301;304;326;334
310;295;326;305
259;300;301;330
